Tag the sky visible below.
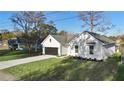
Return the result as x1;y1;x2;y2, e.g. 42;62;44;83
0;11;124;36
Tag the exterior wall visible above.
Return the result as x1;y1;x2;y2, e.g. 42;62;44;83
68;32;115;60
102;45;116;59
61;46;68;55
42;35;61;56
42;33;116;59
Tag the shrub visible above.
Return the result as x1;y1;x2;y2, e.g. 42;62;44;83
112;52;121;62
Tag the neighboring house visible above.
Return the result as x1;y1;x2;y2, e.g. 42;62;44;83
8;38;23;50
42;31;116;60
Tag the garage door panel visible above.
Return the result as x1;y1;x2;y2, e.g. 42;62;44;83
45;47;58;55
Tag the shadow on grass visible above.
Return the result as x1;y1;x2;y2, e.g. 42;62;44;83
20;56;119;81
0;49;43;61
115;64;124;81
0;50;27;56
0;49;42;56
0;53;29;61
0;50;11;56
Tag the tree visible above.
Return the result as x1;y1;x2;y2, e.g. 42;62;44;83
41;24;57;35
58;30;68;42
58;30;75;43
0;29;15;40
32;21;57;52
11;11;58;53
0;33;2;41
79;11;114;32
59;30;68;36
10;11;46;55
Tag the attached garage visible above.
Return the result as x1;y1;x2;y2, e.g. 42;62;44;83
45;47;58;55
42;34;71;56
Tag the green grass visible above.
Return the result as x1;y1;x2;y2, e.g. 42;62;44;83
0;49;42;61
0;54;29;61
0;50;26;56
5;56;119;81
115;64;124;81
5;58;64;80
0;50;28;61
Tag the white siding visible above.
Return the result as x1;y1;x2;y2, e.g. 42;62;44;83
61;46;68;55
42;33;115;59
42;35;61;56
102;45;116;59
68;32;115;60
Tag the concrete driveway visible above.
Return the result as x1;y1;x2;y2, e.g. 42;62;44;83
0;55;56;70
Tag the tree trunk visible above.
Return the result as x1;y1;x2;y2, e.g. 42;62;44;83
29;46;31;56
35;43;38;52
90;20;93;32
28;43;31;56
90;13;94;32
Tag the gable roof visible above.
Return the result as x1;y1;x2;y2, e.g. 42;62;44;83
43;31;115;46
51;35;66;45
51;34;75;45
85;31;115;44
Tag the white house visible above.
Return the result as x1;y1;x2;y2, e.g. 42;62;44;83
42;31;116;60
68;31;116;60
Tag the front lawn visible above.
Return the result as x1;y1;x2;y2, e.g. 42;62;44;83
0;49;42;61
4;56;119;81
0;50;28;61
115;64;124;81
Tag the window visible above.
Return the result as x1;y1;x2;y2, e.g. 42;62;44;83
89;45;94;54
50;39;51;42
75;45;78;53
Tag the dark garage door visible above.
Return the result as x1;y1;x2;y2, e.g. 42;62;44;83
45;47;58;55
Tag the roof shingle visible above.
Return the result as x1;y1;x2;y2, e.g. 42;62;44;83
51;34;75;45
85;31;115;44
